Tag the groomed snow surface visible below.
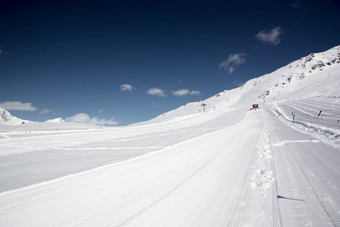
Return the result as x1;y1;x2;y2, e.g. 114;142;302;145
0;46;340;226
1;103;339;226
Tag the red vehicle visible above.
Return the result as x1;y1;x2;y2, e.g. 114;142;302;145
250;104;259;110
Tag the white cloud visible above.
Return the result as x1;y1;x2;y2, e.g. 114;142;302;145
39;108;52;115
120;84;134;91
190;90;200;95
172;89;190;96
255;27;283;45
66;113;118;126
0;101;37;111
219;53;246;74
147;88;166;97
171;89;201;96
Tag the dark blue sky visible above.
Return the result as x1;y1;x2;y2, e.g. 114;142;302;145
0;0;339;125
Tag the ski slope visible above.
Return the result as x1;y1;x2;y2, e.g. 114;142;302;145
0;46;339;226
1;105;339;226
264;106;340;226
0;108;247;192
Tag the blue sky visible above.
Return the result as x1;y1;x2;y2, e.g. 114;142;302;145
0;0;339;125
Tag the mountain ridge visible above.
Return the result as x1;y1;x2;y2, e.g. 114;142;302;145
0;107;31;125
1;45;339;126
142;45;340;124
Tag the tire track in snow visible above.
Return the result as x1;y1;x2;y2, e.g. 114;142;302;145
228;128;279;226
225;111;279;226
274;146;313;225
113;135;239;227
0;127;224;192
290;147;340;225
120;111;264;227
114;112;262;226
286;148;336;226
0;116;244;225
226;129;262;226
264;107;340;226
266;130;283;227
0;111;265;226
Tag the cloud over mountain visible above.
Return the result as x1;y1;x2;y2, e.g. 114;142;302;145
0;101;37;111
219;53;247;74
66;113;118;126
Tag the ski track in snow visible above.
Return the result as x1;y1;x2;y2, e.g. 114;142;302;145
0;110;280;226
264;108;340;226
0;107;248;193
0;107;339;226
1;106;338;226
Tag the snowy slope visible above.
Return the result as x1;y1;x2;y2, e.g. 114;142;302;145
0;45;339;226
143;45;340;125
44;118;65;124
0;107;31;125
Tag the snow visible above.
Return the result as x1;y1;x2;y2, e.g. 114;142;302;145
0;107;31;125
44;118;65;124
0;45;339;226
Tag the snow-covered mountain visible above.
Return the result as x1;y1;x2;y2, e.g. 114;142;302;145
239;45;340;100
145;45;340;124
44;118;65;124
2;46;339;128
0;107;31;125
0;107;67;125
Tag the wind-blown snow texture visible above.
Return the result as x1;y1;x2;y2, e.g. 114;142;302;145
0;45;339;226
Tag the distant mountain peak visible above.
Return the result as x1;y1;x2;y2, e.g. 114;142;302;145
0;107;30;125
45;118;65;124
